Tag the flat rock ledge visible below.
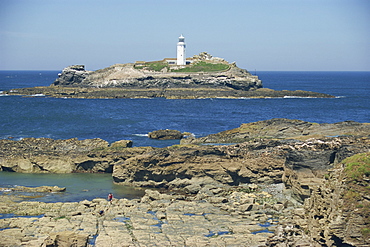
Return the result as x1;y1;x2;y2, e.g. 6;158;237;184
4;86;334;99
0;184;310;247
181;118;370;144
1;185;66;193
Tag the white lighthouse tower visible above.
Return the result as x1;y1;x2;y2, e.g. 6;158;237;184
177;35;186;65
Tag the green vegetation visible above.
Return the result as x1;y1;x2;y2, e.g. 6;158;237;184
134;61;169;72
344;152;370;182
147;62;168;72
361;228;370;238
170;61;230;72
54;215;69;220
134;60;230;73
342;152;370;238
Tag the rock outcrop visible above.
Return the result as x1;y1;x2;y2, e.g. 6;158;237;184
53;65;90;86
112;142;286;189
0;138;151;173
148;129;184;140
300;152;370;246
181;118;370;144
112;136;370;197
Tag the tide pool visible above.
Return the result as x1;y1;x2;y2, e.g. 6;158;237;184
0;172;144;202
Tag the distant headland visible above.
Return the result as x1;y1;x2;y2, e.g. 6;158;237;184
5;35;334;99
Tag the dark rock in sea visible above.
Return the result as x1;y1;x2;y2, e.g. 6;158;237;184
53;65;90;86
148;129;184;140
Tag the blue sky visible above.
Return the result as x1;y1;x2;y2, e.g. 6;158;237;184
1;0;369;71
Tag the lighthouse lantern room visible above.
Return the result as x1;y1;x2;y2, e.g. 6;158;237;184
177;35;186;65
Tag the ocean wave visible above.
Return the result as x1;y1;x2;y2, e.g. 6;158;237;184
133;134;149;137
30;94;45;97
183;132;195;138
0;188;12;192
2;136;24;141
283;96;319;99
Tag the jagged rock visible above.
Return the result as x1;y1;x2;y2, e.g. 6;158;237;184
110;139;133;148
53;65;90;86
148;129;184;140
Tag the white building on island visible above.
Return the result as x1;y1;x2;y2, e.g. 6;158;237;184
148;35;194;66
176;35;186;65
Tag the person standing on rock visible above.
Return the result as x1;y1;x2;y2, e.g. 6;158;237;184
108;193;113;203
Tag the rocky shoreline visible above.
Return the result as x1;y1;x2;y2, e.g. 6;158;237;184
0;118;369;246
3;86;334;99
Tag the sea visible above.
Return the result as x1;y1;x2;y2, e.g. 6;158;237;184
0;70;369;202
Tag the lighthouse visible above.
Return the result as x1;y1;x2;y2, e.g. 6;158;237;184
177;35;186;65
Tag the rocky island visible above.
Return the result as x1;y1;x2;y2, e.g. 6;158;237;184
0;118;369;246
4;52;334;99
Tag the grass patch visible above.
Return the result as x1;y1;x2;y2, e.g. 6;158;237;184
134;61;169;72
54;215;69;220
343;153;370;182
170;61;230;72
341;152;370;238
361;228;370;238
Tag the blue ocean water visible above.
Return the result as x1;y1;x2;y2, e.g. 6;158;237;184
1;71;369;147
0;70;369;202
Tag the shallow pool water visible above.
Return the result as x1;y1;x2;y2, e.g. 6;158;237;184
0;172;145;202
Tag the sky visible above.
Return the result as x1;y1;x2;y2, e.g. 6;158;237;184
0;0;369;71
